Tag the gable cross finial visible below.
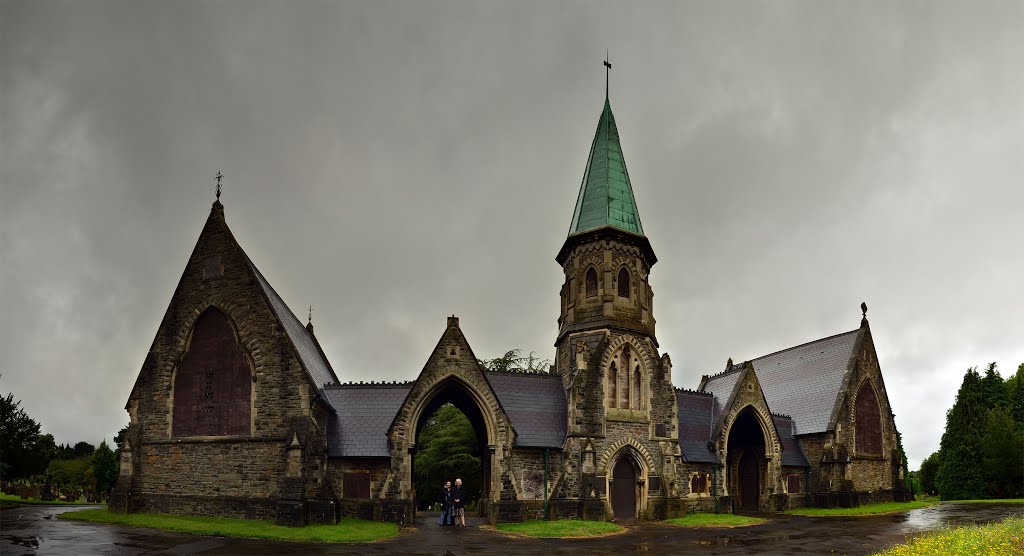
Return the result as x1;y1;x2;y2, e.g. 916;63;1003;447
214;170;224;201
604;51;612;100
861;301;868;318
308;305;313;325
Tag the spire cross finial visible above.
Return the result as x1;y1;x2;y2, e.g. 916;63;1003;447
308;305;313;324
214;170;224;201
604;52;612;100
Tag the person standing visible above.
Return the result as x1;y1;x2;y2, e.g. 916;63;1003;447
438;480;453;526
451;478;467;527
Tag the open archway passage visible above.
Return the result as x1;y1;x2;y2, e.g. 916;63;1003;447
611;456;638;519
413;389;488;514
727;408;766;511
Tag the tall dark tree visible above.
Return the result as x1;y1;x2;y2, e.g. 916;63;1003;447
980;362;1007;409
72;441;95;459
30;433;57;476
919;451;940;496
91;440;118;495
936;367;987;500
0;390;41;480
413;403;480;509
980;407;1024;498
1009;363;1024;426
479;349;552;373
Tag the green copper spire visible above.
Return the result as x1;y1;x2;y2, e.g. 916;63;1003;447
568;98;644;236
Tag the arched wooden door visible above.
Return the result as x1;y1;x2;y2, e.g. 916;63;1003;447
738;451;760;510
611;457;637;519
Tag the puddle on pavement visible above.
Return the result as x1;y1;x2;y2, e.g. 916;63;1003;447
3;534;42;548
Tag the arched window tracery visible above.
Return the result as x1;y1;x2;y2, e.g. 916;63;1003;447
585;267;598;298
617;267;630;298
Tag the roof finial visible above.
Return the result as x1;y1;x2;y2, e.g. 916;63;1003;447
308;305;313;324
604;51;612;101
861;301;868;318
214;170;224;201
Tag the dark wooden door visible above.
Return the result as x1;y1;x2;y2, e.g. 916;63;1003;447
611;457;636;519
739;451;760;510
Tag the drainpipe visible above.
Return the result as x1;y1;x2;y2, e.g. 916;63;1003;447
804;467;811;506
543;448;550;520
713;463;719;514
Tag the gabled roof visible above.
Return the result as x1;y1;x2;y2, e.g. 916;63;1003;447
325;383;412;457
676;389;717;463
568;98;644;236
485;371;566;448
244;256;340;390
773;414;810;467
702;329;862;435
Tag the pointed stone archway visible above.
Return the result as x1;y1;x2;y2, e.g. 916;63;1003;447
386;317;516;518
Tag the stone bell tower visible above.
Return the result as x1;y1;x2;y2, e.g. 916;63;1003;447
552;72;682;515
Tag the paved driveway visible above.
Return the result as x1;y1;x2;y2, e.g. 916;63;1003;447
2;503;1021;555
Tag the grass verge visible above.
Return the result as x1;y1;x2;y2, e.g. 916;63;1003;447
59;509;399;543
0;493;103;506
786;500;939;517
496;519;623;538
664;513;766;528
874;515;1024;555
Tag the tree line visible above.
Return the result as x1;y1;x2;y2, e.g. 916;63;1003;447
917;363;1024;500
0;381;124;498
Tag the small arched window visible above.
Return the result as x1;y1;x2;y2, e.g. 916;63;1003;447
632;365;642;410
585;267;598;298
855;381;883;456
617;267;630;298
607;362;617;408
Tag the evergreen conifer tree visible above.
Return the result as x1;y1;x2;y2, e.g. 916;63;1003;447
1009;363;1024;426
935;367;986;500
980;362;1007;409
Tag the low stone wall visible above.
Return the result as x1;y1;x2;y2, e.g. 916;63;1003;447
337;498;414;525
548;499;607;521
126;493;279;520
647;496;685;520
684;496;733;514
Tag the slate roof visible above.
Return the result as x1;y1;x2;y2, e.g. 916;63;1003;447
774;415;810;467
485;372;567;448
325;383;412;457
245;257;340;390
568;98;644;236
676;389;717;463
702;329;861;435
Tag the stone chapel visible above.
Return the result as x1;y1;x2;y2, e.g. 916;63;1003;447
111;85;907;526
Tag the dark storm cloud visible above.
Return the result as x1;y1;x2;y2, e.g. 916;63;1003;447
2;1;1022;468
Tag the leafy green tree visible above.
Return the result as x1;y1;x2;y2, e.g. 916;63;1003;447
30;433;57;477
980;407;1024;498
46;457;91;489
479;349;552;373
919;451;940;496
0;389;41;480
413;404;480;510
72;441;96;459
91;440;118;494
936;367;987;500
980;362;1007;409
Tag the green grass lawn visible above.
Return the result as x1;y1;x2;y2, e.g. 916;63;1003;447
874;515;1024;555
496;519;623;538
664;513;766;528
0;493;103;506
788;498;1024;517
59;509;399;543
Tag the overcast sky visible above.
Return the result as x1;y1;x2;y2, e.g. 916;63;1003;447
2;1;1023;469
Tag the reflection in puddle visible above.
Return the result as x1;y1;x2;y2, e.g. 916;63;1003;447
4;535;42;548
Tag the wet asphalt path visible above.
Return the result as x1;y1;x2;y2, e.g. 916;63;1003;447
1;503;1021;555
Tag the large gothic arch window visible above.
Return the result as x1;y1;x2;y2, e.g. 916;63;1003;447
585;267;598;298
617;267;631;298
855;381;882;456
172;307;252;437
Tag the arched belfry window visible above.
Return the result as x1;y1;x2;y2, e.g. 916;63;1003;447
172;307;252;437
585;267;598;298
605;343;645;411
855;381;882;456
617;267;630;298
607;362;618;408
632;365;642;410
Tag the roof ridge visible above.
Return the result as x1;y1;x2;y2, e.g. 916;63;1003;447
330;380;414;388
750;328;860;363
484;369;557;377
675;387;712;396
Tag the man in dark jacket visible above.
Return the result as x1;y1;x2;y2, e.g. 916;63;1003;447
451;478;467;527
438;480;453;526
